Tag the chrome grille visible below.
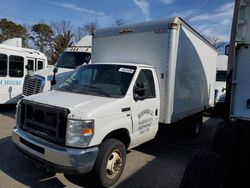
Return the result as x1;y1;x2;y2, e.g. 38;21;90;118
22;75;44;96
20;100;69;146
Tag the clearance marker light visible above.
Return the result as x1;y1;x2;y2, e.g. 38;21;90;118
169;23;178;30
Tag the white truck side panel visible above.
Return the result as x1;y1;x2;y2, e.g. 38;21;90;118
230;0;250;120
93;31;170;123
172;25;217;122
231;47;250;119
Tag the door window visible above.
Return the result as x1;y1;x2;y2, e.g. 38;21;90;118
9;55;24;77
135;69;156;99
28;59;34;71
37;60;44;70
0;53;7;77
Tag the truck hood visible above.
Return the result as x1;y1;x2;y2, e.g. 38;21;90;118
31;66;74;90
32;66;74;81
24;90;130;119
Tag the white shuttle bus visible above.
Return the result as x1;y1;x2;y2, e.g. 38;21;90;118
0;38;47;104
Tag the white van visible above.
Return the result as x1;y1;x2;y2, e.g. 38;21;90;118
22;35;91;97
0;38;47;104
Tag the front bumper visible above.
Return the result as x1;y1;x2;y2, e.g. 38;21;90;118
12;128;99;174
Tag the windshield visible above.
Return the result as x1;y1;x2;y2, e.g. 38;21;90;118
57;64;137;98
56;52;91;69
216;70;227;82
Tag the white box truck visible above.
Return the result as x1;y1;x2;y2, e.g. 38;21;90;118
12;17;217;187
22;35;91;97
0;38;47;104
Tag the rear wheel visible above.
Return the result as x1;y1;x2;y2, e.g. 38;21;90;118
94;138;126;187
188;113;203;137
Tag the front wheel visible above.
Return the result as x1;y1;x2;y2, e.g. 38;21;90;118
94;138;126;187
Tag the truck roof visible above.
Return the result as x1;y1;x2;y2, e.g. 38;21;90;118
0;43;47;59
65;35;92;53
95;16;215;50
92;62;154;68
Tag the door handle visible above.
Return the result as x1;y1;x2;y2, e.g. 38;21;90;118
155;109;158;116
122;107;130;112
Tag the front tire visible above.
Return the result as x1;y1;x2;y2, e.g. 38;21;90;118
94;138;126;187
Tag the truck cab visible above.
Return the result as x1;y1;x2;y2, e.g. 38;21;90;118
13;62;160;187
22;35;91;97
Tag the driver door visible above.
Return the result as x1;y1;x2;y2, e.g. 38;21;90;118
130;68;160;147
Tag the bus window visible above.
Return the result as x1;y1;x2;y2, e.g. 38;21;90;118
37;60;44;70
28;59;34;71
0;53;7;77
9;55;24;77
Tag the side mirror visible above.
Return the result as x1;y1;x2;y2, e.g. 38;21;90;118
53;67;58;74
51;67;58;86
133;82;147;101
25;64;32;71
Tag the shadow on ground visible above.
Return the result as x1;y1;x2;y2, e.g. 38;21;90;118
0;136;65;187
0;104;16;119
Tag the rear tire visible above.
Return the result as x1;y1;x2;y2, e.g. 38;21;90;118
187;113;203;137
180;150;225;188
94;138;126;187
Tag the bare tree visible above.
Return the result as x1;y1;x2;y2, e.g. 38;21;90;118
204;35;227;54
74;27;84;43
49;20;74;64
50;20;73;36
83;21;98;35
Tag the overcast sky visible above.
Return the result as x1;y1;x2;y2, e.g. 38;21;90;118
0;0;234;42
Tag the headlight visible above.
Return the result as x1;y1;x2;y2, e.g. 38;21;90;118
66;119;94;147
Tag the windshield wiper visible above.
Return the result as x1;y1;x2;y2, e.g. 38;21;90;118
83;85;111;97
57;86;72;92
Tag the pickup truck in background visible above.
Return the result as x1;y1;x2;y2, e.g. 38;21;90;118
12;17;217;187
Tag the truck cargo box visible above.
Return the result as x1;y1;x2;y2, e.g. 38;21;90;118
92;17;217;124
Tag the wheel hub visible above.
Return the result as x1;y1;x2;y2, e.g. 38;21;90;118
106;150;122;178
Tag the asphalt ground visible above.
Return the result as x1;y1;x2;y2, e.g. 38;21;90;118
0;105;222;188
